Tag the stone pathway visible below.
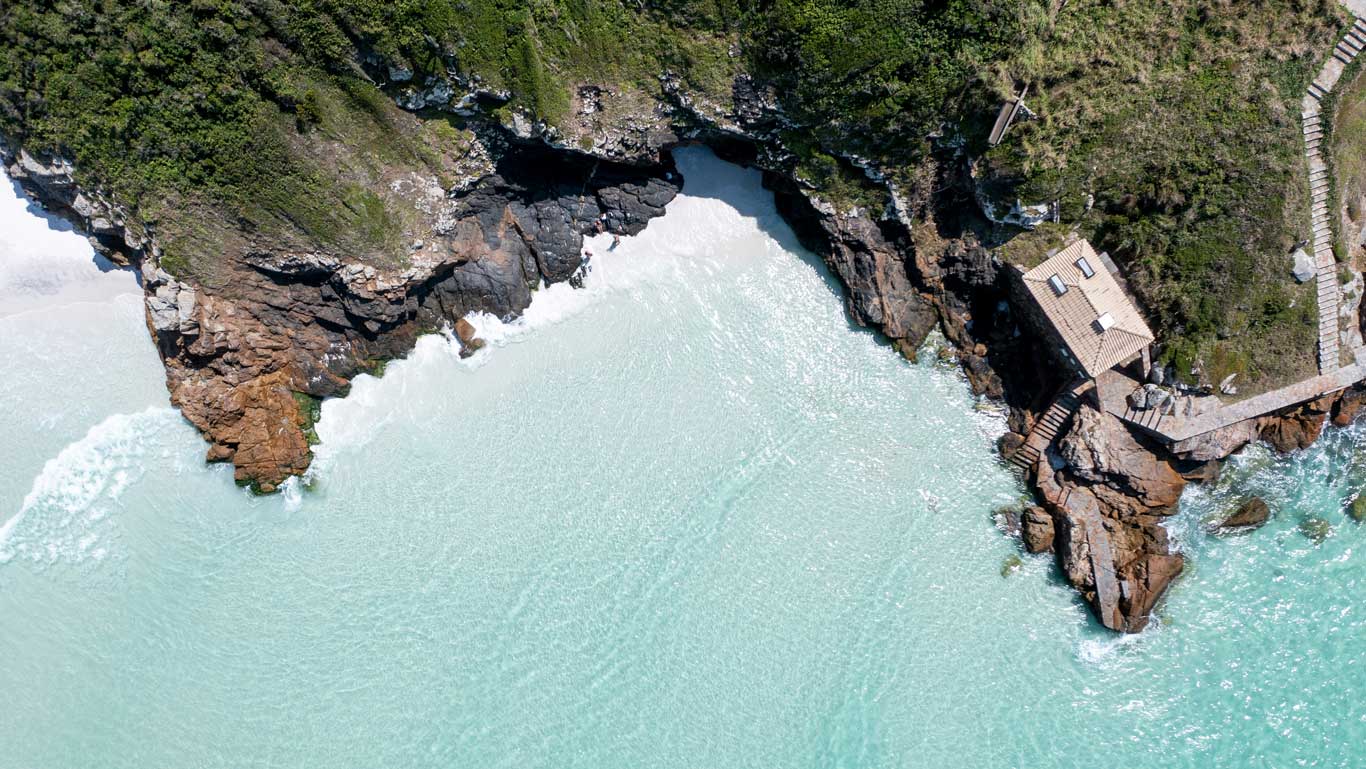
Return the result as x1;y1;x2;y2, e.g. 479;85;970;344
1097;362;1366;443
1303;13;1366;372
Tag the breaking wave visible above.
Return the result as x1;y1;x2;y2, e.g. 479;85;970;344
0;407;180;566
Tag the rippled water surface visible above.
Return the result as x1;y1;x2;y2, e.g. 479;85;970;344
1;151;1364;767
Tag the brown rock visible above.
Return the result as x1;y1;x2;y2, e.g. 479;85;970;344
454;317;478;343
1117;553;1184;632
961;353;1005;399
1020;505;1055;553
1333;385;1366;426
1213;497;1271;532
997;431;1026;458
1258;408;1326;453
179;370;314;493
1177;459;1220;484
454;317;487;358
1057;405;1186;512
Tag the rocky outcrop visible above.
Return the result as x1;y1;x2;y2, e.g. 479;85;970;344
770;184;938;355
5;135;681;492
1213;497;1271;532
1020;505;1055;553
10;54;1332;634
1031;405;1186;632
1257;396;1332;453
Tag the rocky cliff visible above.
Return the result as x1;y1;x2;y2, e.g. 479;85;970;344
4;5;1361;633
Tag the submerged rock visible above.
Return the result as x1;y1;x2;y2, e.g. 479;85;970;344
1212;497;1270;533
1348;496;1366;523
1000;554;1024;577
1299;516;1333;544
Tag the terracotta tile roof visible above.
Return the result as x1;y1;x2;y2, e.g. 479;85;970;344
1022;240;1155;377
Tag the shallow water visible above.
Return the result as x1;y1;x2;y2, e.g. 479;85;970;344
1;150;1363;767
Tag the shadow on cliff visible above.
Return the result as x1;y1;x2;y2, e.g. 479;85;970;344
8;176;136;278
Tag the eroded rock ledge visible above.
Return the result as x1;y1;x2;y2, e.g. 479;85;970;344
4;139;679;491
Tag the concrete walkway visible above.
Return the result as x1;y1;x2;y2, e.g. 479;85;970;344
1098;362;1366;443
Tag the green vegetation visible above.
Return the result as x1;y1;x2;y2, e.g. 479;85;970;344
1329;55;1366;277
986;0;1345;393
293;391;323;446
993;222;1072;270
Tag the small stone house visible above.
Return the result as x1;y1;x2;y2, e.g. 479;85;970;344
1015;240;1155;380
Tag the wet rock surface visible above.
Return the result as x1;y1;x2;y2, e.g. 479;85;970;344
1031;405;1186;633
1214;497;1271;532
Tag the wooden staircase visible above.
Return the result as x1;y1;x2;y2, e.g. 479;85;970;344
1301;15;1366;372
1008;380;1088;471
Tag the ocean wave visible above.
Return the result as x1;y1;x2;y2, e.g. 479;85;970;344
0;407;180;567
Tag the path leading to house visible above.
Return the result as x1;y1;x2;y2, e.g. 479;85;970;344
1302;14;1366;372
1007;379;1088;471
1086;8;1366;447
1097;363;1366;443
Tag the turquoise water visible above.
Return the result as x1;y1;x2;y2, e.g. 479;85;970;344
1;150;1363;767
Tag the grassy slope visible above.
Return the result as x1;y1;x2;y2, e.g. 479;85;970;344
1331;57;1366;269
986;0;1346;394
0;0;739;283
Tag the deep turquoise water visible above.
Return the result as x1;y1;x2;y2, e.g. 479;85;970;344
1;150;1364;767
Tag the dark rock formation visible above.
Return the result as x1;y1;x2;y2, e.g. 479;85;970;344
1213;497;1271;532
768;179;938;355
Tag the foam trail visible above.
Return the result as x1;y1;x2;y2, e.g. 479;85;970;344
0;407;179;566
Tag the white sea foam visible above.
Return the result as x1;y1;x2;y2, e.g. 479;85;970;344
0;407;179;566
1076;620;1156;664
